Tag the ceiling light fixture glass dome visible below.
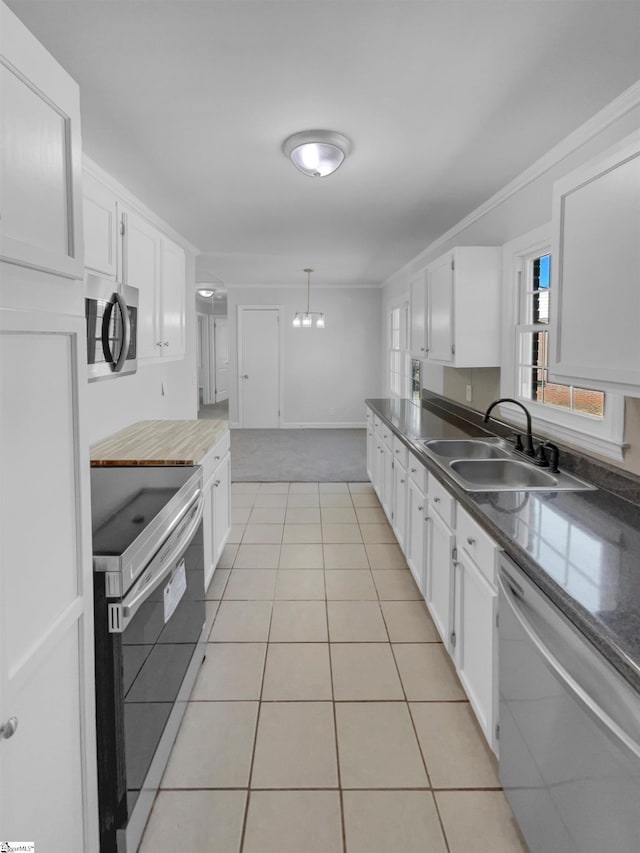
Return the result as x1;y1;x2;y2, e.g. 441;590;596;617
283;130;352;178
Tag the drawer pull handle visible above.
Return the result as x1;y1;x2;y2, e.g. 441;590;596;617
466;536;476;545
433;496;441;504
214;480;221;487
400;478;405;484
411;468;417;473
418;506;423;512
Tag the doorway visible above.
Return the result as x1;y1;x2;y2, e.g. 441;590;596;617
238;306;281;428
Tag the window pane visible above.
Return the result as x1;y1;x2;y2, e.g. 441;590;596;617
519;367;545;402
519;331;547;368
532;288;549;324
543;381;571;409
573;387;605;417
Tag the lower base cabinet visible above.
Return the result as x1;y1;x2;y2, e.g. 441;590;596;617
454;549;499;751
202;431;232;589
367;412;500;754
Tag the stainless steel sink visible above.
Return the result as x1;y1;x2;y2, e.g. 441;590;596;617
424;438;509;460
447;458;595;492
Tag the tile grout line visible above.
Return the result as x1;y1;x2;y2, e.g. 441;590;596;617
237;490;273;853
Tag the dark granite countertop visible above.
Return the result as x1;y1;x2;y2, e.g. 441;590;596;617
366;397;640;693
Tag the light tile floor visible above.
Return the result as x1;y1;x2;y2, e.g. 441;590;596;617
140;481;529;853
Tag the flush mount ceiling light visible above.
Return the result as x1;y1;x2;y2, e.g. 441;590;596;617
197;288;215;298
293;268;325;329
283;130;352;178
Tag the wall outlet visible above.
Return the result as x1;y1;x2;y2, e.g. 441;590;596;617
466;384;472;402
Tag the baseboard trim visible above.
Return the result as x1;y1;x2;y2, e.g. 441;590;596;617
231;421;366;429
281;422;366;429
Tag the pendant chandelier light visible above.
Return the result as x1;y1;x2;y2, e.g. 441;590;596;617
293;268;325;328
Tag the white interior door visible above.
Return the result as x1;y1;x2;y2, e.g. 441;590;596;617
238;307;280;427
214;317;228;402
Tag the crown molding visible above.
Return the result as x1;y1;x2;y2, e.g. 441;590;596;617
388;79;640;284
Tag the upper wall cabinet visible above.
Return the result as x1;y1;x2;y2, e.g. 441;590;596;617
410;270;427;356
120;204;185;361
82;172;118;278
0;6;83;280
424;247;501;367
550;132;640;396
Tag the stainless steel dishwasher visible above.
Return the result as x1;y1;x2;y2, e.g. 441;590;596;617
498;554;640;853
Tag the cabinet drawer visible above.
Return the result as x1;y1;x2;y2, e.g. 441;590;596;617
457;504;497;585
408;456;427;492
392;435;408;468
201;432;231;481
428;473;455;528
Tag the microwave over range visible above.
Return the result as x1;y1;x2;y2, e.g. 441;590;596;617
86;273;138;381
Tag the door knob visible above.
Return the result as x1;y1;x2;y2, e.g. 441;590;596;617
0;716;18;740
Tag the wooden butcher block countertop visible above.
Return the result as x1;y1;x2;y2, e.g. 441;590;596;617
90;419;229;466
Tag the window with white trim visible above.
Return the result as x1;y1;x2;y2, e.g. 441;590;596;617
389;302;410;397
517;251;605;418
501;226;625;460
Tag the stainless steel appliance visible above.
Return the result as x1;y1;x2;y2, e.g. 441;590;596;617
90;465;206;853
86;273;138;381
498;554;640;853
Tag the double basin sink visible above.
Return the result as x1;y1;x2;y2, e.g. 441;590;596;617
421;438;595;492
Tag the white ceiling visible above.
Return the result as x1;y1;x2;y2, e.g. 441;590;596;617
8;1;640;287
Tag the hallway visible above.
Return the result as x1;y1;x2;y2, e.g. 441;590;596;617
140;481;527;853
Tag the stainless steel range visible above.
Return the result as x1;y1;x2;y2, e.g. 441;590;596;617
90;464;206;853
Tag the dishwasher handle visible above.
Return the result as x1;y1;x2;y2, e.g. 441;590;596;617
499;569;640;763
109;491;204;633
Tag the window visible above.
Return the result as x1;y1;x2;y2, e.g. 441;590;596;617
517;252;605;418
501;225;625;460
389;302;411;397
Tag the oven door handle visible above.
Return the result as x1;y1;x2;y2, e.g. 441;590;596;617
108;492;204;633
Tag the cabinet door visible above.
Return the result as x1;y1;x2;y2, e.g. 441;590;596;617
426;253;454;363
392;460;408;553
160;237;186;357
0;5;83;280
425;507;455;650
120;205;161;359
381;442;394;520
454;549;498;750
366;424;376;482
372;435;384;500
410;271;427;357
550;134;640;393
212;453;232;567
406;479;427;595
82;171;118;278
0;309;98;849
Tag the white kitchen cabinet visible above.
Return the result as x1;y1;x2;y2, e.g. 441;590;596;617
382;440;394;520
391;455;408;553
550;131;640;395
454;547;499;752
202;430;232;589
366;409;376;481
425;247;501;367
406;475;427;594
409;269;427;357
82;170;118;278
0;6;98;848
0;5;83;281
425;500;456;652
120;204;186;361
454;504;499;751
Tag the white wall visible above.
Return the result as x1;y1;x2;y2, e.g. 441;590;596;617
227;285;382;427
85;250;198;444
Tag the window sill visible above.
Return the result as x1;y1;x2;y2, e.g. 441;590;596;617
494;401;628;462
